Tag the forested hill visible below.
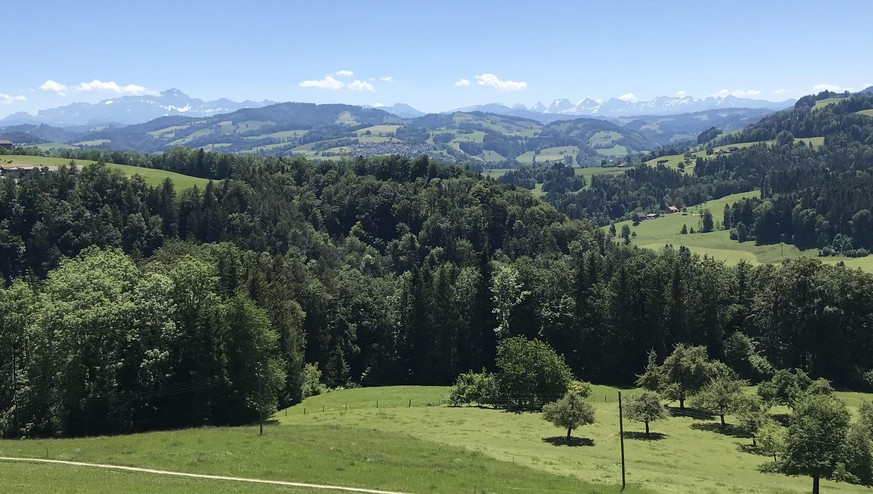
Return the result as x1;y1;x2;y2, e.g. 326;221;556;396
2;102;772;166
4;151;873;439
536;90;873;252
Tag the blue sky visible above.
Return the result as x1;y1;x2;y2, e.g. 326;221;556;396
2;0;871;117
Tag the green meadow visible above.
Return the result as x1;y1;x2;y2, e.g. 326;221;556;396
0;155;212;190
606;191;873;272
276;386;870;494
4;384;873;493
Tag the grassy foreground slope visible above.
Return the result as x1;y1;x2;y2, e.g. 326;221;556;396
0;154;211;189
607;191;873;272
0;417;620;493
1;461;319;494
278;387;869;494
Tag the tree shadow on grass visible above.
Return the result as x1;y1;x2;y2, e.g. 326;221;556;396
690;422;750;439
771;413;790;427
668;407;714;420
738;443;769;456
623;431;668;441
542;436;595;447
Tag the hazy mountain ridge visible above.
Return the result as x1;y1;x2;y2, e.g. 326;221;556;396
0;89;275;127
461;94;794;120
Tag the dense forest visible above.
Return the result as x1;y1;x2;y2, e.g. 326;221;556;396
4;151;873;438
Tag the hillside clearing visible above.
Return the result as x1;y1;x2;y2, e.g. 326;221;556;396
0;155;212;189
605;190;873;271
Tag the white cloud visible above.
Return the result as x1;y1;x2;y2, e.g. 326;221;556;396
75;80;155;96
675;90;687;97
40;79;68;96
813;83;841;92
475;73;527;92
372;102;384;107
773;88;789;95
714;88;762;98
618;92;638;103
299;75;345;90
864;82;872;89
348;80;375;91
380;76;394;83
335;69;354;78
454;78;471;87
0;93;26;104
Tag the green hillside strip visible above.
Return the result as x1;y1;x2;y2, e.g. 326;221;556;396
0;424;615;494
858;109;873;117
0;155;211;190
605;190;873;272
575;166;627;188
1;461;319;494
814;96;848;109
646;137;825;173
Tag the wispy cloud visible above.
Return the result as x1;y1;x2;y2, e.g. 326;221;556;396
618;92;638;103
380;76;394;83
773;88;790;95
813;83;842;92
41;79;155;96
40;80;68;96
299;75;345;90
348;80;375;91
76;80;155;96
675;90;687;97
454;78;471;87
0;93;26;104
299;74;374;91
714;88;762;98
475;74;527;92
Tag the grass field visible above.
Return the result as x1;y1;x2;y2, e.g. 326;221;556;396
646;137;825;174
481;168;511;179
858;109;873;117
0;155;212;190
0;391;629;493
605;191;873;272
526;146;578;164
32;142;78;151
277;386;870;494
575;166;628;187
814;97;848;109
3;384;873;493
588;131;622;148
1;461;320;494
594;145;628;157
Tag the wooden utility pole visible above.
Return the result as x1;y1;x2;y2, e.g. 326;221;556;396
257;361;263;436
618;391;626;490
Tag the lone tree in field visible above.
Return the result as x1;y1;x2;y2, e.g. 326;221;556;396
659;344;714;409
781;394;850;494
693;373;746;428
495;336;572;409
625;391;668;436
542;391;595;440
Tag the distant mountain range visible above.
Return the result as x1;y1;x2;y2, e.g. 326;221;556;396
457;95;795;123
0;99;777;167
0;89;275;127
1;89;796;129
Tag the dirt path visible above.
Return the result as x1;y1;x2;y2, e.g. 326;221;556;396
0;456;409;494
